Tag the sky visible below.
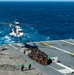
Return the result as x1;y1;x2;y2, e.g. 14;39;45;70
0;0;74;1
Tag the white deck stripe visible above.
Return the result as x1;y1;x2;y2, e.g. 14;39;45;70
49;62;74;74
56;63;74;73
61;40;74;45
9;44;19;50
16;44;24;47
40;42;72;54
58;69;72;74
49;65;64;74
50;45;72;54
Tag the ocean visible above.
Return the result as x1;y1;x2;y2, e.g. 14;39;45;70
0;2;74;45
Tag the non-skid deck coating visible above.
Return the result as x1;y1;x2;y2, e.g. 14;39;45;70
0;39;74;75
0;45;47;75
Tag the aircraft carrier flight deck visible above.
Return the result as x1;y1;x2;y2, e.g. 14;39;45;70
0;39;74;75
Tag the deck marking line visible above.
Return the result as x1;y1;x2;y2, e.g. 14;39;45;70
61;40;74;45
49;65;72;74
9;44;19;50
58;69;73;74
40;42;72;54
48;65;64;74
56;63;74;73
40;42;51;46
71;53;74;56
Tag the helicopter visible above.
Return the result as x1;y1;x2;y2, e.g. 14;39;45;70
0;20;34;40
9;21;24;39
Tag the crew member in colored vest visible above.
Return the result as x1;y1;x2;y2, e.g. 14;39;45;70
28;63;31;70
21;64;24;71
47;56;52;65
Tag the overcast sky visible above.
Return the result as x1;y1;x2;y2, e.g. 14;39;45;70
0;0;74;1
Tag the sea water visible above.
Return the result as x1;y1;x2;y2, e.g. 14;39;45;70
0;2;74;45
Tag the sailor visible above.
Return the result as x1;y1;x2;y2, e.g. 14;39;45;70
20;64;24;71
47;56;52;65
28;63;31;70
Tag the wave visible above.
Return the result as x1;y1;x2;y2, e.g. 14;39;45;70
0;35;15;45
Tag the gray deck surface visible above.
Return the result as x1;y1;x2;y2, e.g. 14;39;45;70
0;45;47;75
0;39;74;75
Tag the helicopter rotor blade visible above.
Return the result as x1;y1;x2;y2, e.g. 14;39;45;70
15;21;34;25
0;22;9;25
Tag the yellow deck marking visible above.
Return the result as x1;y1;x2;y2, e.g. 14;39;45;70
40;42;51;46
40;42;72;55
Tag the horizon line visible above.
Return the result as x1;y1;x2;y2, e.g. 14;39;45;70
0;1;74;2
